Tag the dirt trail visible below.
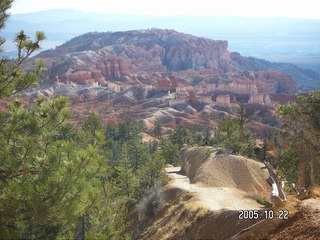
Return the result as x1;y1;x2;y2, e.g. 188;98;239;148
166;167;263;211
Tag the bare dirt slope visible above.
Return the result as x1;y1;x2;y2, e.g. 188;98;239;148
267;197;320;240
132;148;271;240
134;185;264;240
133;148;320;240
229;196;320;240
181;147;270;196
166;167;264;211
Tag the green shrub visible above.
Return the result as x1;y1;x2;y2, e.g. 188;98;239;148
256;197;273;208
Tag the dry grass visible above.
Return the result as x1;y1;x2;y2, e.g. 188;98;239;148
138;188;207;240
309;186;320;197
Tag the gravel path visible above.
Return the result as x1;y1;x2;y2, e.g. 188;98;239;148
165;167;264;211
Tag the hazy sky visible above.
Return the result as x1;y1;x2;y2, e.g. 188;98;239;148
10;0;320;18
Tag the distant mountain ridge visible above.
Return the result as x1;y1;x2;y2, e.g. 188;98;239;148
4;8;320;69
231;54;320;91
34;29;319;91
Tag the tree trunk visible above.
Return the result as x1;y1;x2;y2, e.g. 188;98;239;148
75;216;85;240
297;160;308;191
310;158;316;187
264;161;286;201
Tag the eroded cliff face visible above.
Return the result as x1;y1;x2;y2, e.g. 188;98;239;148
163;38;230;72
216;95;231;107
248;94;273;107
33;29;298;96
34;30;239;82
94;56;130;79
253;71;297;94
17;29;300;135
57;71;107;86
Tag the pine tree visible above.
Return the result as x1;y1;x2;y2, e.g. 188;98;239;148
277;92;320;190
117;117;142;143
0;4;128;238
115;143;139;202
169;125;192;147
0;3;45;97
82;112;104;145
0;97;110;238
127;138;149;172
153;119;163;139
216;118;255;157
161;141;181;166
138;152;167;191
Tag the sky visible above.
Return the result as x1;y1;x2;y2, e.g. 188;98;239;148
10;0;320;18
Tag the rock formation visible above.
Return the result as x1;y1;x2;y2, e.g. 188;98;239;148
248;94;273;107
157;79;180;91
94;56;130;80
253;71;297;94
185;105;198;115
216;95;231;108
216;83;259;94
200;105;215;117
177;83;258;95
58;70;107;86
18;29;302;134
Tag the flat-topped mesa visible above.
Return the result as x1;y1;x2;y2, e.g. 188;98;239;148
197;96;212;105
168;98;187;106
221;70;297;94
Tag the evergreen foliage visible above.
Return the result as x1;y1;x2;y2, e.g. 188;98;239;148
277;92;320;190
104;118;168;208
169;125;193;147
0;3;167;238
153;119;163;139
0;10;45;97
212;103;255;157
161;141;180;166
278;150;299;185
0;97;121;239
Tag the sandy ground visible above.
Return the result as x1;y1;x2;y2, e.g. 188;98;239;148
268;197;320;240
165;167;264;211
301;198;320;212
